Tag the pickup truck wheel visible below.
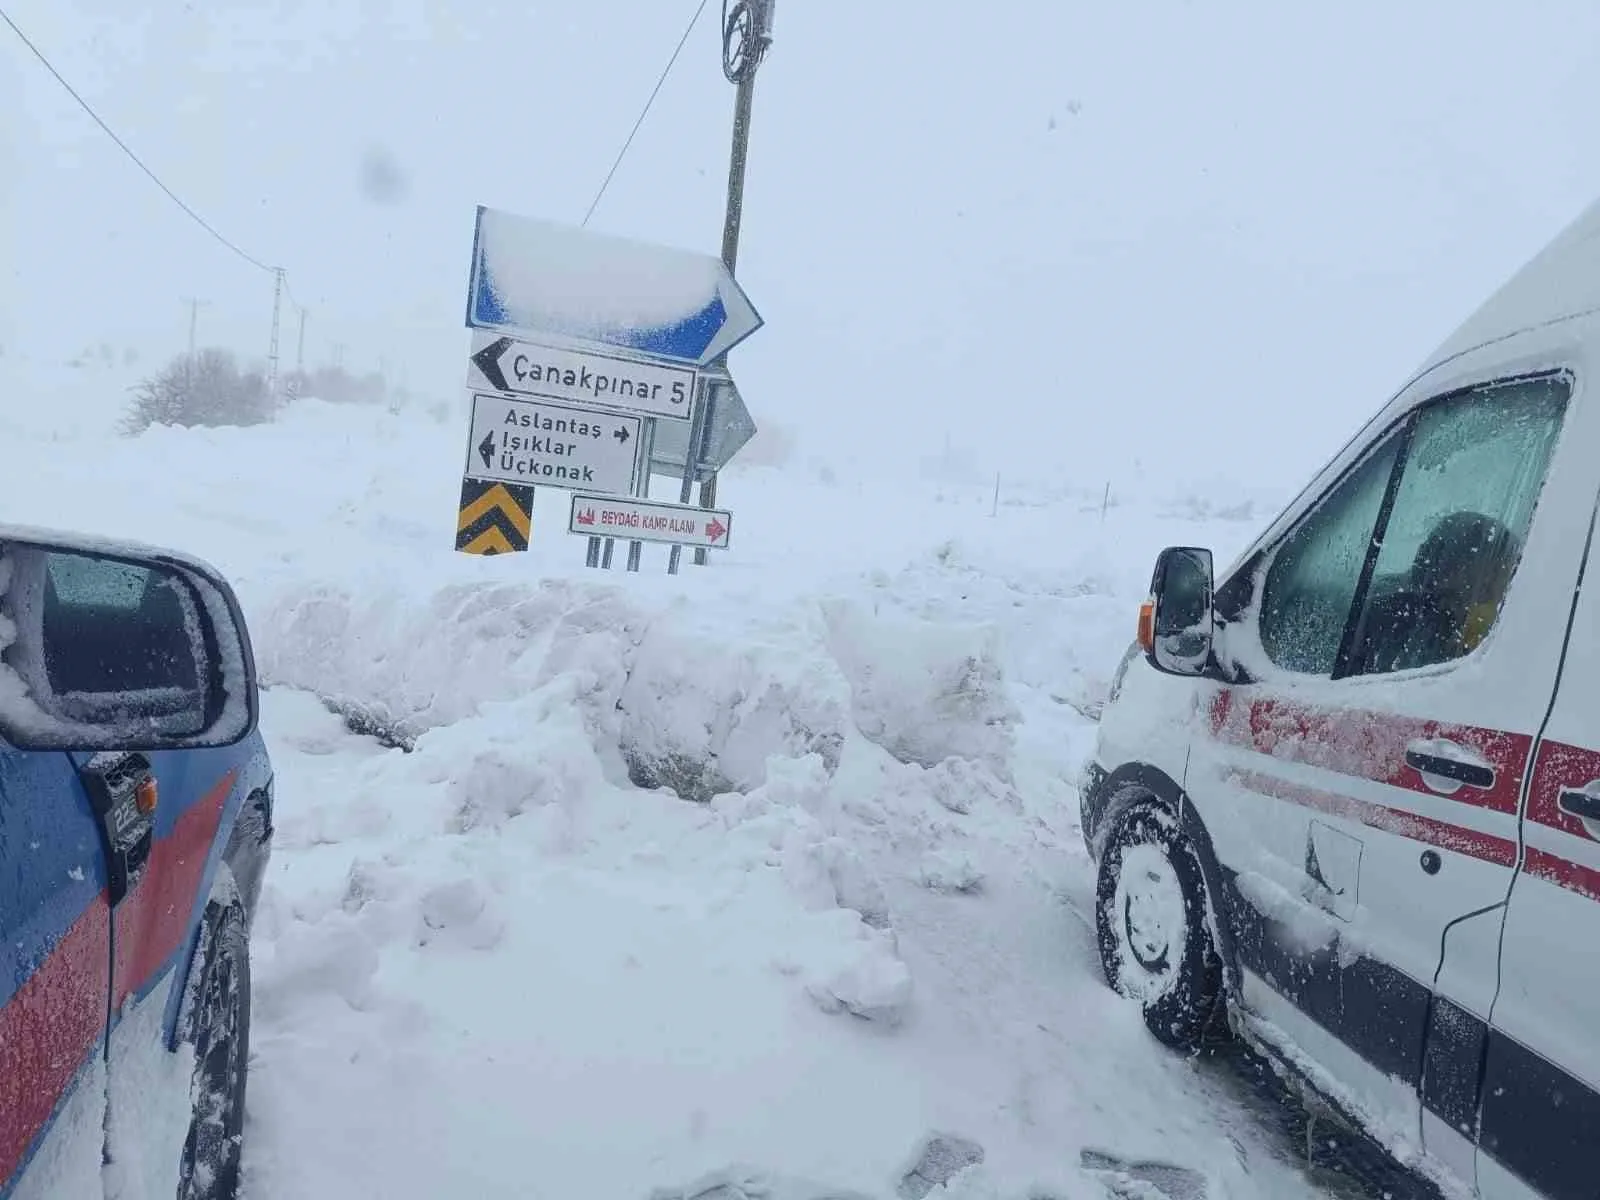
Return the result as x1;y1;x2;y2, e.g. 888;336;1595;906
1095;802;1223;1050
177;902;251;1200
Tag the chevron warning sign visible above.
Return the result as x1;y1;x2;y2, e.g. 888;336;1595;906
455;479;534;555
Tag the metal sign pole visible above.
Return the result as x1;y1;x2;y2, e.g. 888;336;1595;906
628;418;657;572
668;380;713;575
696;0;773;566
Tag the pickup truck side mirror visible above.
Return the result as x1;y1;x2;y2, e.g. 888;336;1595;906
0;532;259;752
1138;546;1215;677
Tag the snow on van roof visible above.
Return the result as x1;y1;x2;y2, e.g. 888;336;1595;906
1420;195;1600;373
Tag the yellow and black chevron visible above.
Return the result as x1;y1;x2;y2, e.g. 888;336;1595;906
455;479;534;555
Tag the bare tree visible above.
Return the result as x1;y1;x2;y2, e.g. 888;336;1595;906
122;348;276;435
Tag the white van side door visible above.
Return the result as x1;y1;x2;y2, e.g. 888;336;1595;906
1477;479;1600;1200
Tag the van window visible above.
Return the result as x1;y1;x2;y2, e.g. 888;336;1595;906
1258;434;1402;674
1346;376;1568;675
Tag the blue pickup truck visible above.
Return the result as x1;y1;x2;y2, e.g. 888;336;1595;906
0;528;273;1200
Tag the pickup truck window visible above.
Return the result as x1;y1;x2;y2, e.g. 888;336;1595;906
46;553;151;610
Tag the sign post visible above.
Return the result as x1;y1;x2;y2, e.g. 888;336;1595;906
666;381;715;575
625;418;659;572
456;205;763;565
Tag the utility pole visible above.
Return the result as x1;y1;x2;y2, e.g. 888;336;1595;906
295;306;307;374
182;297;210;359
691;0;774;567
181;296;209;393
266;267;285;409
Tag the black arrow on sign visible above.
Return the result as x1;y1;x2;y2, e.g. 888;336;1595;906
613;426;631;444
471;336;514;392
478;432;496;469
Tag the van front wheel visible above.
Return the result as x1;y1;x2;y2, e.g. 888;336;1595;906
1095;803;1223;1050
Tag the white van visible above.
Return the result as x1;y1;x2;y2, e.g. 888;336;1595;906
1082;200;1600;1200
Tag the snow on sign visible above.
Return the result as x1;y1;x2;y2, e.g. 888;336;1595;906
468;329;694;422
464;392;641;496
567;494;732;550
464;206;763;366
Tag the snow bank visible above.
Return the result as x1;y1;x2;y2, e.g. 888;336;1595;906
822;599;1017;781
618;602;853;800
256;577;647;743
254;567;1028;813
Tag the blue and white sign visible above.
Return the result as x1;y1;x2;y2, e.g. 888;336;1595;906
465;206;763;366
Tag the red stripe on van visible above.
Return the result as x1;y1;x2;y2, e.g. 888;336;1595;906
1209;690;1529;815
1525;739;1600;839
1229;768;1520;868
1519;739;1600;903
1523;846;1600;904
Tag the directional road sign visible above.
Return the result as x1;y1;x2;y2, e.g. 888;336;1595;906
468;330;694;422
464;392;641;496
456;480;534;555
465;206;763;366
650;374;758;482
567;494;732;550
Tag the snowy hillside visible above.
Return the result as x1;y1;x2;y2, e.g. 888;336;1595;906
0;383;1416;1198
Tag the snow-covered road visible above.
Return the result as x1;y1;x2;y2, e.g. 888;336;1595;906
240;680;1341;1200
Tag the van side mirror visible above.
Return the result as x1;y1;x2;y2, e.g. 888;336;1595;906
1138;547;1215;677
0;533;259;752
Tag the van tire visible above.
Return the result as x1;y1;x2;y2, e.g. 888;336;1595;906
1095;802;1223;1050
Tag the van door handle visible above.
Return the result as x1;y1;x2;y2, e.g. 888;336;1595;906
1405;740;1496;791
1557;782;1600;838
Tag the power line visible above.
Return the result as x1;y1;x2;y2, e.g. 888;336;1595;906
582;0;711;227
282;273;306;315
0;4;276;276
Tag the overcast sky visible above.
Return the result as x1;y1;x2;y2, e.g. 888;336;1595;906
5;1;1600;487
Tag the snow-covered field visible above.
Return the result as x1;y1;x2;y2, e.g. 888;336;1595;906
5;372;1406;1198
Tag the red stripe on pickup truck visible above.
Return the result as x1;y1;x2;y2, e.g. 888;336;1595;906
0;898;109;1185
113;772;233;1010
